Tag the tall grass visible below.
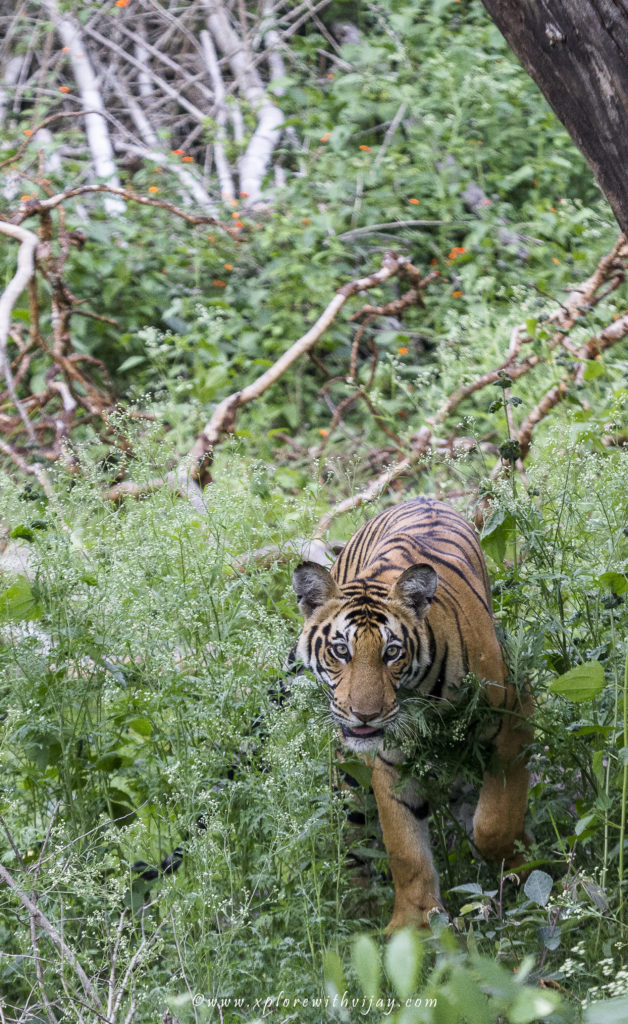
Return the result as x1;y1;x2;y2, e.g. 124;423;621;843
0;429;627;1021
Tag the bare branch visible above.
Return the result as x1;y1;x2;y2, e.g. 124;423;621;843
188;251;408;478
0;220;38;442
0;862;103;1013
14;185;231;232
313;235;628;534
42;0;124;214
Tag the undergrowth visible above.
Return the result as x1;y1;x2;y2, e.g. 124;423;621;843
0;428;627;1022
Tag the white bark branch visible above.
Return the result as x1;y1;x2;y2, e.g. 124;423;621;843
43;0;124;215
0;221;38;443
200;29;236;200
82;23;207;125
205;0;284;202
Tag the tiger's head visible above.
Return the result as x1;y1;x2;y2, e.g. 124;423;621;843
292;561;438;752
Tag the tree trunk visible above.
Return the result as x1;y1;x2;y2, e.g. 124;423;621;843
480;0;628;236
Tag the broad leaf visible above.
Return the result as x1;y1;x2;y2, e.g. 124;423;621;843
548;661;605;702
524;869;553;907
352;935;381;1000
385;928;422;1000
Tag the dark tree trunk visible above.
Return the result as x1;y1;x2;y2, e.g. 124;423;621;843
480;0;628;236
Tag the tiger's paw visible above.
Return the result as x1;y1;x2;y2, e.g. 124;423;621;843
384;903;440;933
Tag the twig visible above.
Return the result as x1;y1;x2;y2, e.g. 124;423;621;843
0;862;103;1013
14;185;231;232
372;102;408;172
336;219;468;241
313;235;628;534
187;251;409;481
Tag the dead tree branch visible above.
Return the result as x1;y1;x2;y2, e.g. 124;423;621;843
187;251;413;483
314;235;628;535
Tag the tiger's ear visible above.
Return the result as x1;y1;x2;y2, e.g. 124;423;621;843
293;561;339;618
390;563;438;619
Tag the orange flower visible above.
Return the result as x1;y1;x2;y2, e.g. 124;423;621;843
23;129;33;136
223;263;234;271
549;207;557;213
552;257;560;264
61;46;70;53
182;155;194;162
114;0;130;7
231;212;240;219
320;132;331;143
148;186;159;193
452;290;463;298
234;220;244;228
239;191;249;198
172;148;185;156
319;428;329;437
20;195;31;202
359;145;371;152
326;73;334;79
397;346;409;355
301;217;311;225
448;246;467;259
212;279;227;287
408;198;420;205
59;85;70;93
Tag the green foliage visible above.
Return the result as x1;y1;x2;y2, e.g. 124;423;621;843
329;926;563;1023
1;1;628;1020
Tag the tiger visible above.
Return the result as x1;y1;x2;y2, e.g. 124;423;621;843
292;496;531;930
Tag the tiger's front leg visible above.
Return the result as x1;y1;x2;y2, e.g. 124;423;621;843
372;752;440;931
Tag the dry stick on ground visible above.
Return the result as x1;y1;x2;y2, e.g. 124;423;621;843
186;251;411;485
314;235;628;536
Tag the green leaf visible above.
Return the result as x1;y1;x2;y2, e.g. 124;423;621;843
583;359;604;380
384;928;422;999
323;950;346;1001
548;661;605;702
352;935;381;1000
592;749;606;789
0;576;42;623
9;525;35;542
523;869;553;907
598;571;628;595
498;164;536;191
338;759;373;789
118;354;146;372
574;812;597;837
509;986;561;1023
480;509;515;564
584;995;628;1023
525;318;537;338
538;924;561;950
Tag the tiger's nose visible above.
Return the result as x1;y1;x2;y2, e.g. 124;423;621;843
350;707;381;723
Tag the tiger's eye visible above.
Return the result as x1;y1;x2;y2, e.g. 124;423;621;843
332;642;349;659
384;643;403;661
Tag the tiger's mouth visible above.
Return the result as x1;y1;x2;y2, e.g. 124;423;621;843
341;724;385;740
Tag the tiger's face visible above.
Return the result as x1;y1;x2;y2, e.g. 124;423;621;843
293;561;437;752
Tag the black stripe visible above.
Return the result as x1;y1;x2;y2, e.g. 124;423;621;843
397;798;430;820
